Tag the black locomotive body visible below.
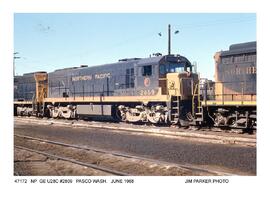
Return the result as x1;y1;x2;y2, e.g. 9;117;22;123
47;55;194;98
215;41;256;100
14;72;40;116
14;73;36;102
15;54;198;125
198;41;257;129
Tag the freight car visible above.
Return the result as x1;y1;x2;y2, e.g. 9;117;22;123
14;54;199;125
195;41;256;129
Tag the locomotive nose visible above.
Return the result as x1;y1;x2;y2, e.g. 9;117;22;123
166;72;195;99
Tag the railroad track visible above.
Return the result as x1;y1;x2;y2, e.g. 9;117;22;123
14;117;256;147
14;116;256;138
15;116;256;135
14;134;237;176
14;134;133;176
14;144;128;176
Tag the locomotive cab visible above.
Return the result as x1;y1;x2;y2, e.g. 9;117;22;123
157;54;199;125
158;54;198;99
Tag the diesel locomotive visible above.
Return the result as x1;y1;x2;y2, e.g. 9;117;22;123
14;41;257;130
14;54;198;125
196;41;257;129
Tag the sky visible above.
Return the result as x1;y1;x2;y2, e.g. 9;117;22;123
14;13;256;79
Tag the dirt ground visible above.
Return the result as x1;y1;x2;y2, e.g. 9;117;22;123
14;148;110;176
14;137;214;176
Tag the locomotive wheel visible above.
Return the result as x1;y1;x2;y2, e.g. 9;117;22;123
227;117;237;128
61;110;72;119
125;112;144;123
147;112;161;124
115;109;127;122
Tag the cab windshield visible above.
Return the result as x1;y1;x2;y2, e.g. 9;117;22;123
159;62;191;75
167;63;185;73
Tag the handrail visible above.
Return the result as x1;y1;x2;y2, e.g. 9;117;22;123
199;80;256;103
192;83;201;116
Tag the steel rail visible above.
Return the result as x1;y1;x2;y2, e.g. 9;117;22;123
14;145;129;176
14;116;256;138
14;134;235;176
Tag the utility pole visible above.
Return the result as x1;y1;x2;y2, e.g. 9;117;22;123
13;52;20;76
158;24;179;55
168;24;171;55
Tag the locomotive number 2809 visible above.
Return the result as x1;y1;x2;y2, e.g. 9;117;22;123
139;89;156;96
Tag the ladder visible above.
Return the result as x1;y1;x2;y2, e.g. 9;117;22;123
170;96;180;124
192;83;203;123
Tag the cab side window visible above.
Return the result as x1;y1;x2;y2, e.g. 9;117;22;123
159;64;166;75
142;65;152;76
